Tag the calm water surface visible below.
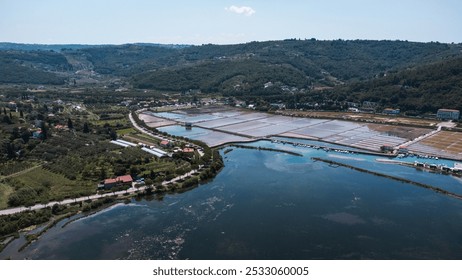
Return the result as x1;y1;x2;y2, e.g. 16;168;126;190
3;142;462;260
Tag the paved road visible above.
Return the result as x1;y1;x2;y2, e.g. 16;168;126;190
129;111;165;141
0;169;200;216
129;111;203;151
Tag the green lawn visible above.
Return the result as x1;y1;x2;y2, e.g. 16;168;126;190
0;182;13;209
116;128;136;135
125;133;162;145
92;119;130;127
8;167;96;204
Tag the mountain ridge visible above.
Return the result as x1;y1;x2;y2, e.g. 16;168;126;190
1;40;461;114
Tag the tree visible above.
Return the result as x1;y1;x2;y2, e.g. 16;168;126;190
12;127;20;139
2;115;11;124
67;118;73;130
130;166;139;177
4;141;15;159
51;203;61;215
83;122;90;133
99;167;107;180
109;129;117;140
40;122;48;140
21;130;30;143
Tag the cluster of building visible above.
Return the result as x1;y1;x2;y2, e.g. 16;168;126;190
414;161;462;175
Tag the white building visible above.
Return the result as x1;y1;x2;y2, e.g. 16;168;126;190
437;109;460;120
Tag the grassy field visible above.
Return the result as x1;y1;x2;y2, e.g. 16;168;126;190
0;182;13;209
92;118;130;127
116;127;137;135
123;134;161;146
7;167;95;203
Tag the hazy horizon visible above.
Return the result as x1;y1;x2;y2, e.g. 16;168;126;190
0;37;459;47
1;0;461;45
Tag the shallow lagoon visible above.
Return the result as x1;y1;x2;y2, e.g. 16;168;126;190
3;142;462;260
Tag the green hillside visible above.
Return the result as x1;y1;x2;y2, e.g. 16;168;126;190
1;39;461;111
0;50;70;84
0;60;66;85
327;56;462;113
130;40;462;93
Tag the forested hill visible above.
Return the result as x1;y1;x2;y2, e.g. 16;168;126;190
327;56;462;113
0;49;71;84
130;40;462;92
1;40;461;95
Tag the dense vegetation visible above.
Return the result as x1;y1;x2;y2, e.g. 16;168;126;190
0;49;70;84
133;59;312;93
2;40;461;93
0;90;197;208
326;56;462;113
0;60;66;85
128;40;460;90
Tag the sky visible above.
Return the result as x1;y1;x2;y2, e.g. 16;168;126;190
1;0;461;45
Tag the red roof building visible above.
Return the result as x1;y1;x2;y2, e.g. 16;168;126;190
101;175;133;189
160;140;171;147
117;175;133;184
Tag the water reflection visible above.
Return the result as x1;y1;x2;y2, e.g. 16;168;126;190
3;143;462;260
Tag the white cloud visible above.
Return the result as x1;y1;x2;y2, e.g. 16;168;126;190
225;5;256;16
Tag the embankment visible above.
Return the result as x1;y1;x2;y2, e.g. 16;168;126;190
312;157;462;201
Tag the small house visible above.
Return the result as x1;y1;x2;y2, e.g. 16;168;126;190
99;174;133;189
160;140;171;148
183;148;195;153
